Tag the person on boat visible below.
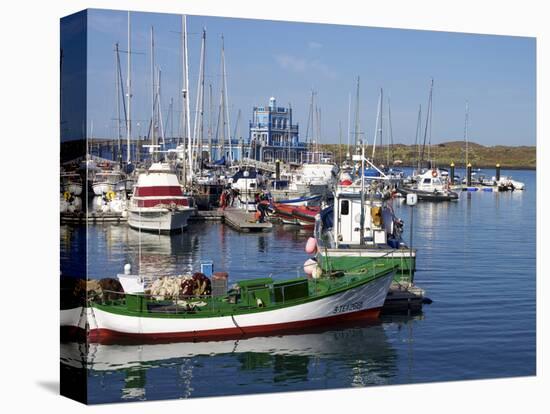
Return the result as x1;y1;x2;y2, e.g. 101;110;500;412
230;188;239;207
256;197;270;223
219;190;228;210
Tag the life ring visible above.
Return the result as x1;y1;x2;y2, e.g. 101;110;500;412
431;169;437;177
170;201;177;210
63;191;71;200
106;191;116;201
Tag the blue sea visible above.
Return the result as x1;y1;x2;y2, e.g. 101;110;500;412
60;169;536;404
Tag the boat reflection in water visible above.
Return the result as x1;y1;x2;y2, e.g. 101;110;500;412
60;317;422;403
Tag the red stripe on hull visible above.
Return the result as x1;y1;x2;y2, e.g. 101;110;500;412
87;307;381;344
135;186;184;197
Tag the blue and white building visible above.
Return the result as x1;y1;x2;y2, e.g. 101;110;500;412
248;97;306;162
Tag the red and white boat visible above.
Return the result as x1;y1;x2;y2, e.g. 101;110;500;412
128;162;196;232
273;203;320;227
291;205;321;227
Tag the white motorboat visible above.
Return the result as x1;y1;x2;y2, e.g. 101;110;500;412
60;171;83;196
92;169;123;195
127;162;196;232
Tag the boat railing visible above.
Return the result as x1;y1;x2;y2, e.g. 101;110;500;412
92;289;221;314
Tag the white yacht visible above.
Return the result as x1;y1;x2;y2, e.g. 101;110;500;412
127;162;196;232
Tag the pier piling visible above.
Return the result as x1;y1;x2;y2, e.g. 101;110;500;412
467;163;472;187
496;163;501;181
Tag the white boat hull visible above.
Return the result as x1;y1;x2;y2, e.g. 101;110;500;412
92;183;114;195
63;183;82;196
83;272;393;340
127;207;195;232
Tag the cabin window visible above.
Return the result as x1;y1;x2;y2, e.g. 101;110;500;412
423;178;431;184
341;200;349;215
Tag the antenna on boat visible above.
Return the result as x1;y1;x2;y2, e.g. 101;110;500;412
359;140;366;246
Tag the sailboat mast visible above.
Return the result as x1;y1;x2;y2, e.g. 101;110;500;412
126;11;132;165
199;28;206;167
150;26;156;159
346;93;351;159
192;28;206;171
388;96;394;165
339;120;342;163
183;15;192;179
354;76;360;154
371;89;381;161
208;83;213;158
221;35;232;164
115;42;122;166
157;68;166;150
414;105;422;170
420;78;434;166
464;100;469;168
380;88;384;165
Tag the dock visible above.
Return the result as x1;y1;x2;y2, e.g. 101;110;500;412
461;186;499;192
221;208;273;232
60;212;127;224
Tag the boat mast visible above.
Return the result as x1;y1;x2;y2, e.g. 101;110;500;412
150;26;156;161
192;28;206;172
387;96;394;165
115;42;122;166
157;68;166;151
346;93;351;160
353;76;360;154
414;105;422;171
221;35;232;164
208;83;213;158
317;107;321;156
420;78;434;167
287;103;292;163
182;15;192;182
126;11;132;165
359;140;365;246
464;100;469;168
371;89;382;162
338;120;342;163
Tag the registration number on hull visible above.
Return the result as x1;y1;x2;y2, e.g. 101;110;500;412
333;301;363;314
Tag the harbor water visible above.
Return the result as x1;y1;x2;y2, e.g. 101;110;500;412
60;169;536;404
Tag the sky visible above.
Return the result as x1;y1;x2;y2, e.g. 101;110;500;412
75;8;536;146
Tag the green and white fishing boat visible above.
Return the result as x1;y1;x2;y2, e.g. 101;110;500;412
315;180;416;285
62;259;397;343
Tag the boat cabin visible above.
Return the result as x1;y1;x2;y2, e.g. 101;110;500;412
416;170;446;192
331;190;395;248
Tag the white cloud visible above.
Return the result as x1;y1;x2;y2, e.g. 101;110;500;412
275;54;308;72
308;41;323;49
274;54;336;79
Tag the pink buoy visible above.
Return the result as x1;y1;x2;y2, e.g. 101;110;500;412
340;179;353;186
305;237;317;254
303;258;317;276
